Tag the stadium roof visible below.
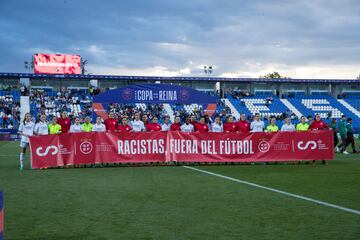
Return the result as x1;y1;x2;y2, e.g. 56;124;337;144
1;72;360;83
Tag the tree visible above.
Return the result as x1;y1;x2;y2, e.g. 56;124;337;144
260;71;289;79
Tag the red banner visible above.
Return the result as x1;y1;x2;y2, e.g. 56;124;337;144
29;131;334;169
33;53;81;74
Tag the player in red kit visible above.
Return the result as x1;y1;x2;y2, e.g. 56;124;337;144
57;111;71;133
237;113;250;134
150;116;162;131
142;114;152;131
223;116;237;133
104;112;118;132
117;117;132;132
309;114;330;165
309;114;330;130
170;116;181;131
195;116;209;133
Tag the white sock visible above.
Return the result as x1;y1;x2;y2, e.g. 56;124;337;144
20;153;24;165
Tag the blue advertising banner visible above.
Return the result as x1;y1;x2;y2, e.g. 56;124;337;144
0;129;20;141
93;84;217;104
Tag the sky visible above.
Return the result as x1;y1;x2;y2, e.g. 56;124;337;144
0;0;359;79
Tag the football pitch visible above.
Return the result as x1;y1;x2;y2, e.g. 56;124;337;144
0;141;359;240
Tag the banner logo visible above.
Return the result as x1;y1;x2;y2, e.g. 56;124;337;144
179;89;190;101
80;141;93;154
297;141;317;150
122;88;133;101
36;146;59;156
258;140;270;153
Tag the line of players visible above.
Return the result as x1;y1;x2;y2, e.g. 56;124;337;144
17;111;357;170
21;112;331;135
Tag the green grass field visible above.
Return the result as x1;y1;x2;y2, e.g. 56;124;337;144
0;140;359;240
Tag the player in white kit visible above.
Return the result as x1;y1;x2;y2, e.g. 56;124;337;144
250;113;265;132
18;113;35;170
181;117;194;132
34;114;49;135
211;116;223;132
131;112;146;132
161;116;171;131
92;116;106;132
281;117;295;132
70;117;83;132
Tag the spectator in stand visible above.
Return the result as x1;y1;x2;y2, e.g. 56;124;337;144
82;116;93;132
34;114;49;135
48;117;61;134
344;118;357;154
57;111;71;133
0;93;21;129
118;117;132;132
170;116;181;131
250;113;265;132
211;116;223;133
265;117;279;132
18;113;35;170
70;117;83;133
7;120;14;129
296;116;309;131
338;115;348;153
131;112;145;132
237;113;250;134
142;114;152;131
92;117;106;132
195;116;209;133
181;117;194;132
224;116;237;133
281;117;295;132
309;114;329;130
150;116;162;132
161;116;171;131
104;112;118;132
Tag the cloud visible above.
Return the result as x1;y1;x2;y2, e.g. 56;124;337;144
155;42;191;51
88;65;192;77
0;0;359;78
87;45;106;56
220;63;360;79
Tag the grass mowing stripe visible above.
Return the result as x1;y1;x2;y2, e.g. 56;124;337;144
183;166;360;216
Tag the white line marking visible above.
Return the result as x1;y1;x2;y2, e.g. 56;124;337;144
183;166;360;215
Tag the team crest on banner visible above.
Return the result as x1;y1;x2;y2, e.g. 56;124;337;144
80;138;93;155
258;136;271;153
122;88;133;101
179;89;190;101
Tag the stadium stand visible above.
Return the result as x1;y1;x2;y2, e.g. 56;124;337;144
286;95;360;132
0;73;359;133
29;89;92;122
226;93;297;126
0;90;20;129
2;87;360;133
